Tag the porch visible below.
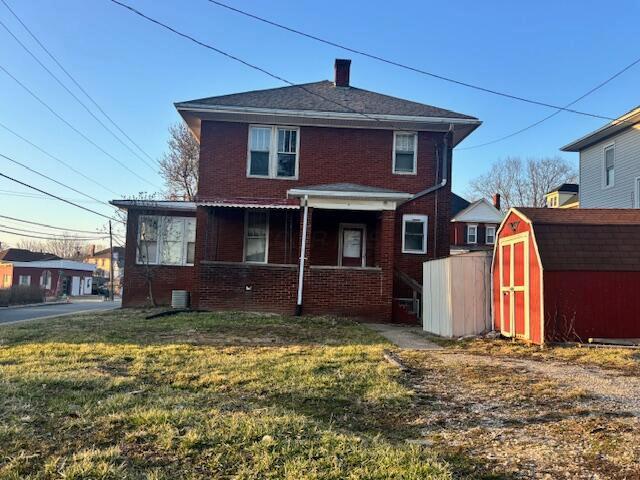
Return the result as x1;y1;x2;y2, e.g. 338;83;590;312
194;184;408;320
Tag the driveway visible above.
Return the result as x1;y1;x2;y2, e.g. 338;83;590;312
0;299;121;325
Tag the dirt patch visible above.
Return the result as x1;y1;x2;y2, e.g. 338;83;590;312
402;351;640;479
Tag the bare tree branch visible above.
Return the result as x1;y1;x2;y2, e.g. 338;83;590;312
159;122;199;201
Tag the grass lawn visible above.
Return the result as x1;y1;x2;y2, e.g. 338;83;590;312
428;335;640;375
0;310;454;479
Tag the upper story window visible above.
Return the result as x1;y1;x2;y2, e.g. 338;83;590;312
604;144;615;187
467;224;478;244
393;132;417;174
485;226;496;245
137;215;196;266
248;125;299;179
402;214;428;254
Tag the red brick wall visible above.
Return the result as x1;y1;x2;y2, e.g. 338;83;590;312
198;121;445;199
198;262;298;313
122;208;197;307
6;266;92;296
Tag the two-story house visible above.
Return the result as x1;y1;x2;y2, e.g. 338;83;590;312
562;105;640;208
449;193;503;254
113;60;480;321
544;183;579;209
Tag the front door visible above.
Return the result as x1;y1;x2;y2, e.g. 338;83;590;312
499;233;530;339
339;224;366;267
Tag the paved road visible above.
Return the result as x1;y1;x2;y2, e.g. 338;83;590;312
0;300;121;325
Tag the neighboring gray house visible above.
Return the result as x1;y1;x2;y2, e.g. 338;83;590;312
562;106;640;208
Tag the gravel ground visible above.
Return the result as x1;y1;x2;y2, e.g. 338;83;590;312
401;350;640;479
436;351;640;416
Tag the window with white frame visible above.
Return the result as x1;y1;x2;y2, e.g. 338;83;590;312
402;214;428;254
467;224;478;244
604;144;615;187
393;132;417;174
18;275;31;286
40;270;52;290
485;225;496;245
244;211;269;263
137;215;196;266
248;126;299;178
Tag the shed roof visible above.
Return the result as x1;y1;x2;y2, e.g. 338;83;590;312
514;208;640;271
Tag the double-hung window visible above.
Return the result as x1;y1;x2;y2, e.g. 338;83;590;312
467;224;478;244
18;275;31;286
393;132;417;174
402;214;428;254
137;215;196;266
244;211;269;263
248;125;299;179
40;270;52;290
485;226;496;245
604;144;615;187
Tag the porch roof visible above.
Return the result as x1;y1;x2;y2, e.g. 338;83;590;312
110;200;197;211
288;183;413;201
197;197;299;209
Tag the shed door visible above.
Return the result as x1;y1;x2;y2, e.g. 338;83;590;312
499;233;530;340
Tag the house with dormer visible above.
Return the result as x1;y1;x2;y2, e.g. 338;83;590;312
112;60;481;321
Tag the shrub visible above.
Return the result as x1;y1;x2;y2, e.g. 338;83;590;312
0;285;45;307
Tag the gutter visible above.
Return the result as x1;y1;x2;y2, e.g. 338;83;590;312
295;195;310;316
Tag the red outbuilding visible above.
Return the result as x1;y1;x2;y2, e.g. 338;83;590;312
492;208;640;345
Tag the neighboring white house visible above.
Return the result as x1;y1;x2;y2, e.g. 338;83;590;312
450;195;504;255
562;106;640;208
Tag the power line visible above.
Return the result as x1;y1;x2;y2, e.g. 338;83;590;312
108;0;389;125
206;0;620;122
0;214;109;234
0;170;124;223
0;0;157;166
1;152;116;209
0;120;120;196
0;223;108;239
0;62;159;189
0;15;158;171
457;56;640;150
0;228;108;241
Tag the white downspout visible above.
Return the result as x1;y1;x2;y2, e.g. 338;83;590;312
295;195;309;316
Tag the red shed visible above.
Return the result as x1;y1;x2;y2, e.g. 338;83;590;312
492;208;640;345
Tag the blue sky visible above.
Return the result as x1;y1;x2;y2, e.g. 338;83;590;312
1;0;639;247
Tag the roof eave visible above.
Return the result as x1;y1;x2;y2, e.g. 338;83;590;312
561;108;640;152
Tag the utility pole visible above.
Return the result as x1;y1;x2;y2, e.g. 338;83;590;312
109;220;114;301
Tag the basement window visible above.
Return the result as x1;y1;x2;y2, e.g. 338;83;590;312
393;132;417;174
402;214;428;254
248;125;299;179
137;215;196;266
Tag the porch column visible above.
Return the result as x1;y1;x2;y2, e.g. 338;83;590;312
377;210;396;321
295;203;313;315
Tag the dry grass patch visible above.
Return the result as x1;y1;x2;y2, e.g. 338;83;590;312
429;336;640;374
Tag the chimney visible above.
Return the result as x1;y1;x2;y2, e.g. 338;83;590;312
493;193;501;211
334;59;351;87
90;244;96;256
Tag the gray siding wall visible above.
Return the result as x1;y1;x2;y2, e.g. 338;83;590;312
580;127;640;208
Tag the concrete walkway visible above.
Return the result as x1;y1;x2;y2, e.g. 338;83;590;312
366;323;443;350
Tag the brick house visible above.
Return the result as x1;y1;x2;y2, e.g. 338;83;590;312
0;248;95;296
113;60;480;321
450;193;503;254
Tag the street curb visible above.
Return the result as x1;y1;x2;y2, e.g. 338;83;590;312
0;301;69;310
0;305;121;327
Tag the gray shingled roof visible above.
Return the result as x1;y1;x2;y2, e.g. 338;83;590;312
0;248;60;262
176;81;477;120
